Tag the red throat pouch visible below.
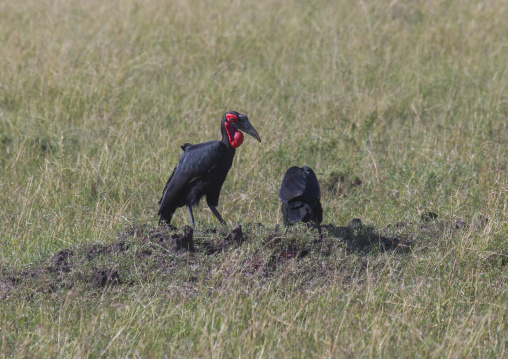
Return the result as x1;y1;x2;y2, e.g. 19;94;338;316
225;122;244;148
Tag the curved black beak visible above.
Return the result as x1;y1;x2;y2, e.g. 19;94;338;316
233;114;262;142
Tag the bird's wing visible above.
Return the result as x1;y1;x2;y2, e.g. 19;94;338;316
279;167;306;202
158;141;225;213
279;166;321;202
300;168;321;202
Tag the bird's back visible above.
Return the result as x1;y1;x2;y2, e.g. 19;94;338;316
279;166;321;203
280;166;323;228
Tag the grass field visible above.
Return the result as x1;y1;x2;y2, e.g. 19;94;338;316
1;0;508;357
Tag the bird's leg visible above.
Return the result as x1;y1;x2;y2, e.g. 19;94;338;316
283;217;290;234
316;222;323;240
209;206;226;225
186;205;195;227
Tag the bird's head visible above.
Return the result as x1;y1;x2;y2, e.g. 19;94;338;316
222;111;262;148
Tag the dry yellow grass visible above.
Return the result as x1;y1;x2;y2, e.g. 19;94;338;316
1;0;507;356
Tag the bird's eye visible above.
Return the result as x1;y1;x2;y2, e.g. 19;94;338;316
226;114;238;123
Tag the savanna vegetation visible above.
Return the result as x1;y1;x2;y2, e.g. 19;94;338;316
1;0;507;357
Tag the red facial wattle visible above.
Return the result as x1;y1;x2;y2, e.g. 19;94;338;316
226;113;237;123
225;122;244;148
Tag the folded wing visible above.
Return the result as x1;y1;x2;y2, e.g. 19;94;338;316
279;166;321;203
158;141;224;213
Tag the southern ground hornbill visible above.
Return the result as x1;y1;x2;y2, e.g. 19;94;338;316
158;111;261;226
279;166;323;235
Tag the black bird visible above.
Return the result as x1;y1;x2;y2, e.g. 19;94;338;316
158;111;261;226
279;166;323;235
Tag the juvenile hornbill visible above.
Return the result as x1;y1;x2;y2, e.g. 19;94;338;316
279;166;323;235
158;111;261;226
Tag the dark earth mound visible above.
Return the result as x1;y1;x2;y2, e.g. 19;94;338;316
0;217;474;299
91;270;120;287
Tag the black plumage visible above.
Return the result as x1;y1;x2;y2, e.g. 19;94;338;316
158;111;261;226
279;166;323;235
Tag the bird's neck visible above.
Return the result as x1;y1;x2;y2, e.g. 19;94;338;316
222;122;244;149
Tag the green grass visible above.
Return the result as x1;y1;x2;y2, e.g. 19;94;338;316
1;0;508;356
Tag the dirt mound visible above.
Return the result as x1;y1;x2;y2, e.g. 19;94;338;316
154;225;195;252
49;249;73;273
85;241;129;261
91;270;120;288
0;218;471;299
